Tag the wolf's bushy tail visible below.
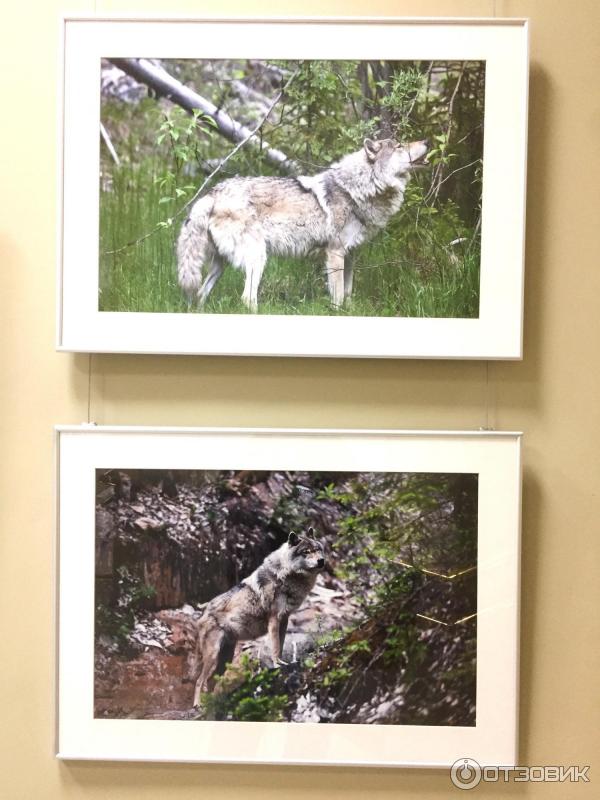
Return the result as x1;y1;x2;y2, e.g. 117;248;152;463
176;194;215;297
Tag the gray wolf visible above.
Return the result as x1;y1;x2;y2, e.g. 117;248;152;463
192;528;325;706
177;138;429;311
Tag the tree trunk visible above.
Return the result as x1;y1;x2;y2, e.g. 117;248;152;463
109;58;297;174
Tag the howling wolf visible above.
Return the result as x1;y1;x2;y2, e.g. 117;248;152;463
192;528;325;706
177;138;429;311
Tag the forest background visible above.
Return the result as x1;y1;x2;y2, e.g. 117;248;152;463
95;467;478;725
100;57;485;317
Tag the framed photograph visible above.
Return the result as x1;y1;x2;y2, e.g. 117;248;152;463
57;16;528;358
56;426;521;766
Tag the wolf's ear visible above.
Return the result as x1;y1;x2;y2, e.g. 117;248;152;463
288;531;299;546
307;526;316;538
364;138;381;162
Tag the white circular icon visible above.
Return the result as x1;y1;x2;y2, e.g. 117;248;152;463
450;758;482;789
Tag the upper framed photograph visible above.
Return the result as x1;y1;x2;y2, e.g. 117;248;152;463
57;16;529;358
56;426;521;767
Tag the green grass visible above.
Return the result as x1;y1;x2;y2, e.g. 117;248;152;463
99;160;480;319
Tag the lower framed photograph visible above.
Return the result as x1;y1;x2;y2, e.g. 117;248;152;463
55;426;521;767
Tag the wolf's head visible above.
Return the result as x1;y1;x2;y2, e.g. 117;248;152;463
364;137;429;183
286;527;325;574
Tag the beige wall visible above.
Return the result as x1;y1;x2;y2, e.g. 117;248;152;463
1;0;599;796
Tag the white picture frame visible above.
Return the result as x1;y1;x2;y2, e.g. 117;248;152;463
57;15;529;359
55;425;522;767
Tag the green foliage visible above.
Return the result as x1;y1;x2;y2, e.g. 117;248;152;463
329;472;478;591
310;471;477;724
95;565;156;646
95;602;133;645
379;66;428;133
270;482;313;532
154;107;214;207
380;616;426;675
273;60;378;164
321;665;352;687
315;628;345;649
427;132;455;168
200;655;288;722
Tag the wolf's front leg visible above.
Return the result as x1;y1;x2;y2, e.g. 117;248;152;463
268;613;289;666
325;248;345;308
343;255;354;301
279;616;289;660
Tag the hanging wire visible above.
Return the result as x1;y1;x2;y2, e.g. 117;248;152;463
87;353;93;423
486;361;491;429
484;0;497;432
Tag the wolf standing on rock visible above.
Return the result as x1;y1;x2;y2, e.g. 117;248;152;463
177;138;429;311
192;527;325;707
